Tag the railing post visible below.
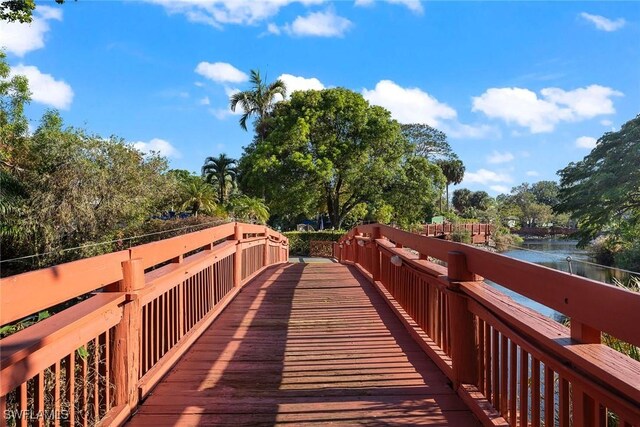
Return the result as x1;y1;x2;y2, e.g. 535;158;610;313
353;229;359;265
447;251;480;390
111;258;144;411
233;223;243;287
371;226;381;281
263;226;270;267
571;321;601;426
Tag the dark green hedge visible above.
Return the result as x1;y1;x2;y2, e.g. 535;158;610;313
283;231;344;256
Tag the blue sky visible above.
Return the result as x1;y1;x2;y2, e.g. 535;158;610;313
1;0;638;195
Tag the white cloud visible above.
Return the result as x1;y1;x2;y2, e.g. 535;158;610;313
280;9;352;37
463;169;512;185
267;23;281;35
472;85;623;133
362;80;456;127
10;64;73;109
354;0;423;14
489;185;510;194
144;0;325;29
487;151;514;164
224;86;241;97
210;107;241;120
575;136;597;149
195;62;248;83
0;5;62;57
600;119;613;126
194;81;204;87
580;12;626;32
278;73;325;96
526;170;539;177
199;96;210;105
444;122;498;139
133;138;181;158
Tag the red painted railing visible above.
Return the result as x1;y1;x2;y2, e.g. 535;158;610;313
334;224;640;427
423;223;493;243
0;222;288;426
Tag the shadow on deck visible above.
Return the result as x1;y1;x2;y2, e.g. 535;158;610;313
127;263;479;426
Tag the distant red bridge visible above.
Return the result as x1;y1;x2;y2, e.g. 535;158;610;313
423;223;493;244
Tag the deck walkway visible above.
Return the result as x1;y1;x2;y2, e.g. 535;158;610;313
127;263;479;426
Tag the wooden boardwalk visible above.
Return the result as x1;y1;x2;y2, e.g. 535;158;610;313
127;263;479;426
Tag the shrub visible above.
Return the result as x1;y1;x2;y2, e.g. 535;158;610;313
451;229;472;243
491;226;523;252
283;231;344;256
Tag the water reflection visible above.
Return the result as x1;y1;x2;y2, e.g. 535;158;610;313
488;239;637;320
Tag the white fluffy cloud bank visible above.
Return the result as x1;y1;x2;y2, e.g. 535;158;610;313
133;138;181;158
362;80;456;127
144;0;324;28
278;73;325;95
195;62;248;83
362;80;495;139
272;9;352;37
580;12;626;32
354;0;423;14
472;85;622;133
463;169;512;185
575;136;597;149
10;64;73;109
0;5;62;57
487;151;514;164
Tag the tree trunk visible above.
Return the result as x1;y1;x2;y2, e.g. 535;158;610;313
446;184;450;211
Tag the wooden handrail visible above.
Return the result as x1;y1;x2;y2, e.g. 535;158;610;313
337;223;640;426
0;222;289;427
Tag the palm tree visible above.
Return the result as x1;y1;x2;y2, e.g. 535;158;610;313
229;69;287;140
179;179;217;218
436;158;465;211
201;154;237;204
228;195;269;224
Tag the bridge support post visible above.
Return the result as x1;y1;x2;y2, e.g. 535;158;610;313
263;226;270;267
570;321;601;426
111;258;144;410
447;251;480;391
234;223;243;287
353;228;359;266
371;226;381;282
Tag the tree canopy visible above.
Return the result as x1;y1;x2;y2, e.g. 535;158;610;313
436;158;465;210
238;88;443;229
202;153;237;204
1;0;64;23
556;115;640;246
401;123;454;161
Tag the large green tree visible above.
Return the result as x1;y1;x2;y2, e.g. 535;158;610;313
201;153;237;204
401;123;454;161
556;115;640;246
229;69;286;140
239;88;417;229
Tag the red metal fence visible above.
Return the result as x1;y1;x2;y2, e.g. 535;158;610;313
0;222;288;427
334;224;640;427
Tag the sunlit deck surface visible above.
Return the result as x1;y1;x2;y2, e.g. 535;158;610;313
127;263;479;426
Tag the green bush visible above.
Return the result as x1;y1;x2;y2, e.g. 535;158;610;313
283;231;344;256
491;225;523;252
451;229;472;243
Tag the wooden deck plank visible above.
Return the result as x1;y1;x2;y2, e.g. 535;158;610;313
128;263;479;426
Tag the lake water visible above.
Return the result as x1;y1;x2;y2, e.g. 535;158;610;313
489;239;637;320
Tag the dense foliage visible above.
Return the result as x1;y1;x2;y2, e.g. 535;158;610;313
0;54;227;275
283;231;344;256
238;87;445;229
556;115;640;270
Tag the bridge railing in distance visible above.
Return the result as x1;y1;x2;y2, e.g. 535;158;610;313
0;222;289;426
333;224;640;427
